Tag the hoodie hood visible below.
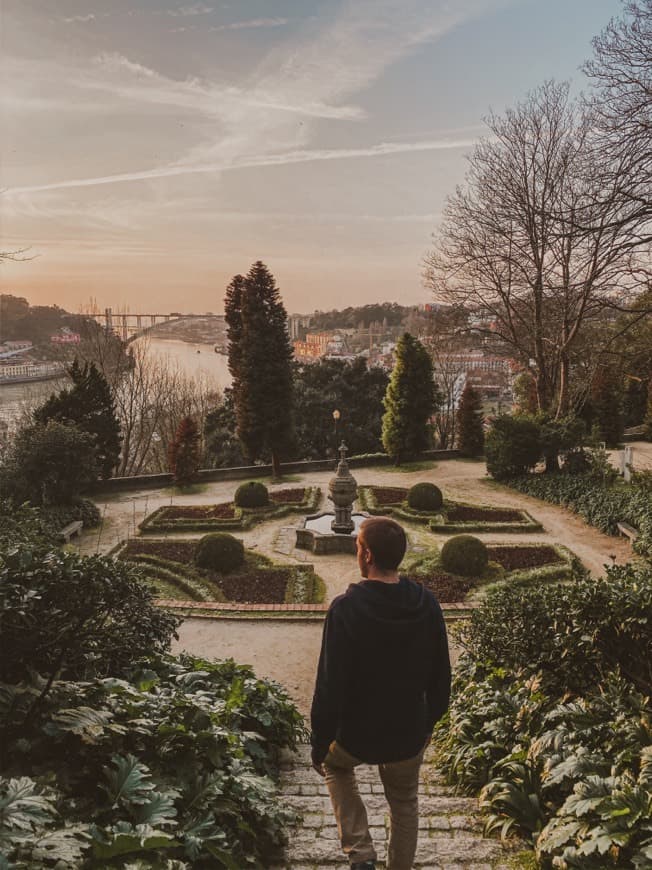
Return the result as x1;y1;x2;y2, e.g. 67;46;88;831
339;575;434;637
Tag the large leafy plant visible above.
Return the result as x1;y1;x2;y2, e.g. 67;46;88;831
0;511;305;868
434;562;652;868
0;657;304;868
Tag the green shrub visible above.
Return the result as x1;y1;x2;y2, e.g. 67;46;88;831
0;545;178;688
459;561;652;696
195;532;245;572
407;482;443;511
234;480;270;508
0;655;304;867
40;498;102;534
440;534;488;577
485;414;542;479
506;472;652;558
434;562;652;866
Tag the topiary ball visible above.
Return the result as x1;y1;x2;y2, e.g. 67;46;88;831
407;482;443;512
195;533;245;573
234;481;270;508
440;534;488;577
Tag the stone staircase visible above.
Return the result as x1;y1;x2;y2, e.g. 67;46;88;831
272;745;526;870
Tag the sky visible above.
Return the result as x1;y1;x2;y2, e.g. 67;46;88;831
1;0;623;315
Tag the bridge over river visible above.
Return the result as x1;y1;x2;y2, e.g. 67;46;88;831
89;308;225;342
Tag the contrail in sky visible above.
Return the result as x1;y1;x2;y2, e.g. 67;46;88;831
7;138;475;196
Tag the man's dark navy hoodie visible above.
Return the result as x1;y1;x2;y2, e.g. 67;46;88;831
310;576;451;767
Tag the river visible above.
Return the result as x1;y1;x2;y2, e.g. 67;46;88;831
0;339;231;433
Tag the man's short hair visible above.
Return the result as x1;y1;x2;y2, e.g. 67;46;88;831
359;517;407;571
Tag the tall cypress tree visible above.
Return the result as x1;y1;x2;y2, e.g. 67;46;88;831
168;416;200;485
224;262;294;478
590;365;624;447
456;381;485;456
34;359;121;479
381;333;437;464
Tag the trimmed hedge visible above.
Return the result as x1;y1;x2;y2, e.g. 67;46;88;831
441;535;489;577
123;554;219;601
139;487;322;533
505;473;652;558
118;542;324;607
429;501;543;534
195;533;245;573
358;487;542;533
408;482;443;511
235;481;269;508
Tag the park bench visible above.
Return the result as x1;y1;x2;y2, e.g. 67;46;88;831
60;520;83;543
616;521;639;544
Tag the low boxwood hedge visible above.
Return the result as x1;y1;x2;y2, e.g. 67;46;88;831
358;486;542;532
118;541;324;606
119;552;223;602
139;486;322;533
404;542;581;604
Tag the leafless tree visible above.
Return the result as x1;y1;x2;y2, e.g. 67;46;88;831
424;81;650;418
583;0;652;236
109;341;220;477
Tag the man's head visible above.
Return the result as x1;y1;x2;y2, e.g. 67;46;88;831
356;517;407;578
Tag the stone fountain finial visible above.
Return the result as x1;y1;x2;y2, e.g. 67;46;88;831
328;441;358;534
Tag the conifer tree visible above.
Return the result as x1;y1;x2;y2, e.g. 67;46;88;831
589;365;624;447
381;333;437;464
168;416;200;485
456;381;485;456
224;262;294;478
34;359;121;479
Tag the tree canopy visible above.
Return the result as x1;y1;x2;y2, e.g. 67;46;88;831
424;79;650;418
34;359;121;479
382;333;439;463
293;357;389;459
225;262;294;477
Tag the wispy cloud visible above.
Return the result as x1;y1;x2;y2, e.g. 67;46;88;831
210;17;288;32
6;137;475;195
6;0;501;202
62;13;96;24
167;3;214;16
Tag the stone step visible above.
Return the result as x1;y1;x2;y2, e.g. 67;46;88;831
275;745;526;869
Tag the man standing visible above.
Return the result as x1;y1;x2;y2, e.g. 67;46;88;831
310;516;451;870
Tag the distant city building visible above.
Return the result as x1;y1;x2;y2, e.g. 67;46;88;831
293;331;336;361
50;328;81;344
288;313;312;341
0;341;33;359
3;340;32;350
0;362;64;382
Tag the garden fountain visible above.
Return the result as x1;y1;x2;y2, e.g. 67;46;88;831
296;442;368;554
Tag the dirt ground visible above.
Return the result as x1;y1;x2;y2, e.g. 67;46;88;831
81;456;640;715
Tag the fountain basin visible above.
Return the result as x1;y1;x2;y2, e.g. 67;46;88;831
296;512;368;554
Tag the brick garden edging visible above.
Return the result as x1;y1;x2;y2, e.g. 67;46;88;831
155;598;477;619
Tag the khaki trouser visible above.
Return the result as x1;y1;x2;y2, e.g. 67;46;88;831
323;740;426;869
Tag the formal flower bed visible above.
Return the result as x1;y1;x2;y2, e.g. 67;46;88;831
119;538;325;605
139;486;321;533
404;542;580;603
358;486;542;532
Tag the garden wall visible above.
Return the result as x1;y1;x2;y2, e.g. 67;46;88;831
91;449;460;494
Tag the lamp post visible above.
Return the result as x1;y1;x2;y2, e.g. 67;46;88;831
332;409;341;458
